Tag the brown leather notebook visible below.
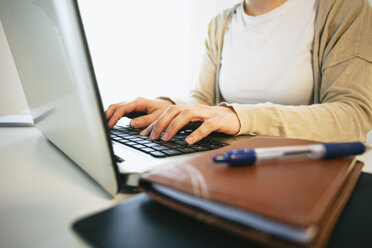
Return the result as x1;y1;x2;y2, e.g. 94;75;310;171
139;136;363;248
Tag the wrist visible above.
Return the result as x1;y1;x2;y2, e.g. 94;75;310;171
219;105;241;135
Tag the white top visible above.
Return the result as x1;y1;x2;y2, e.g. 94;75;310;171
219;0;315;105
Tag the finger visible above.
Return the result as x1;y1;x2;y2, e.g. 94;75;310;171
140;122;155;136
105;103;120;119
108;101;140;128
149;105;183;140
185;120;218;145
130;112;159;128
161;109;211;141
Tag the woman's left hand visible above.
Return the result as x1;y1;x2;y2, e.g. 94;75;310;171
140;105;241;145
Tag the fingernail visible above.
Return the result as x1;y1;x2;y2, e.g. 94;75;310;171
186;136;194;144
131;120;137;127
161;133;169;141
140;130;146;136
150;132;156;140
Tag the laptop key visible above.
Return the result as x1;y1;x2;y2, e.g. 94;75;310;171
133;144;146;149
190;145;209;151
173;140;188;146
208;143;224;149
145;143;159;148
113;126;127;131
163;149;182;156
141;147;156;153
177;147;196;154
125;142;137;146
116;133;131;138
150;151;167;158
137;140;152;145
127;131;139;135
163;142;181;149
116;139;129;144
152;145;169;151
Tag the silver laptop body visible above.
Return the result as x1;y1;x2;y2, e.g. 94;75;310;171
0;0;248;196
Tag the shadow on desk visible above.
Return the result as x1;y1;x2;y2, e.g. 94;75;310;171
72;173;372;248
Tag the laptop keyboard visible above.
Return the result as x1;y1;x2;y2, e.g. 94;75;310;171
109;125;229;158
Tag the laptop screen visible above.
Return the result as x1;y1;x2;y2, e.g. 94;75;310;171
0;0;119;195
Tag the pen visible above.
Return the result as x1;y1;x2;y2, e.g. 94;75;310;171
212;142;372;167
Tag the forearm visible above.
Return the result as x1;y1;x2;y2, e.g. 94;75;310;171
222;101;370;142
223;58;372;142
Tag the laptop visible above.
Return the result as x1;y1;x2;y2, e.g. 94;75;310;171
0;0;250;196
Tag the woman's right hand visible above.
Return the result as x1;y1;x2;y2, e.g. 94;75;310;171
105;97;174;129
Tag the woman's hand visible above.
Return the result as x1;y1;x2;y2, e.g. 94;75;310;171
105;97;174;129
140;105;241;145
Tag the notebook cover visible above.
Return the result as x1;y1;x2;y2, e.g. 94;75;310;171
71;172;372;248
139;136;363;247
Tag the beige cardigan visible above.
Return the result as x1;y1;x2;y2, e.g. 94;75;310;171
163;0;372;142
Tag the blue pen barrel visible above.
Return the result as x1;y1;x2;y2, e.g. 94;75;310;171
228;149;257;165
323;142;366;159
213;149;257;166
212;142;368;167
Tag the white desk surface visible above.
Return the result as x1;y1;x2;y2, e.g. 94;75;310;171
0;127;132;248
1;127;372;248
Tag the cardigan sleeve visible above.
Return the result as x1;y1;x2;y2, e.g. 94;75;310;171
221;57;372;142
